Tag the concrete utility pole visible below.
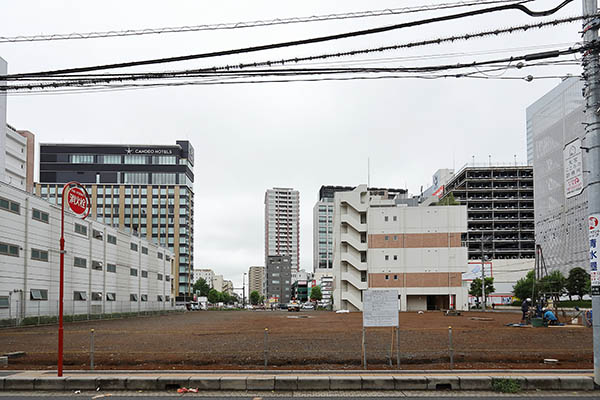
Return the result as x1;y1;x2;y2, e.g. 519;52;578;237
583;0;600;385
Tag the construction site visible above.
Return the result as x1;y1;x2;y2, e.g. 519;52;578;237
0;310;591;371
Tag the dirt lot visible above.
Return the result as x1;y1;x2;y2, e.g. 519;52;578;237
0;310;592;370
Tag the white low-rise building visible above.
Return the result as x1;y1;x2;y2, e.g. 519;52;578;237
332;185;469;311
0;181;175;322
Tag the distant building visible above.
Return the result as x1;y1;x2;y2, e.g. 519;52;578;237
193;269;215;288
291;280;309;302
0;180;174;321
36;140;195;300
318;276;334;304
212;275;224;292
332;185;469;311
3;125;35;192
265;188;300;271
266;255;292;304
222;280;234;295
248;266;265;297
292;268;312;283
527;77;588;275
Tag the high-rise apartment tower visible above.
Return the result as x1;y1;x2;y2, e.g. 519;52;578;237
265;188;300;271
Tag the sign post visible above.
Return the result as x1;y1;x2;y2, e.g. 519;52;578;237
362;289;400;369
58;182;90;377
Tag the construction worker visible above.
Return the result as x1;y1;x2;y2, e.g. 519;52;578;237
543;308;558;325
521;298;531;322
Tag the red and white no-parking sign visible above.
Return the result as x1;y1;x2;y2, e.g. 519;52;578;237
66;186;89;216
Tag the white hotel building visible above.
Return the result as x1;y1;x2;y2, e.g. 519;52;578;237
0;181;174;322
332;185;469;311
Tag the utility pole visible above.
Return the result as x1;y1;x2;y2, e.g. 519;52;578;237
583;0;600;385
243;272;247;308
480;238;486;312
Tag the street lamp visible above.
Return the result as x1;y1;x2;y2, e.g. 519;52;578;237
243;272;247;308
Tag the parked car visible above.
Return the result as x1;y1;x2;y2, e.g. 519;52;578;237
301;302;315;310
287;301;300;312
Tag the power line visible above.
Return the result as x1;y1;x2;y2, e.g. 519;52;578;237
0;45;584;92
0;0;532;44
0;0;574;79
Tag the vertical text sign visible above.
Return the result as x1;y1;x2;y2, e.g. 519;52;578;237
590;214;600;295
564;137;584;199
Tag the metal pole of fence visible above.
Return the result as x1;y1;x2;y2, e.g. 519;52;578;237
37;302;40;325
263;328;268;369
448;326;454;370
90;329;95;370
396;326;400;368
362;327;367;370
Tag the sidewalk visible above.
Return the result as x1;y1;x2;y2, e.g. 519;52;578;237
0;369;596;391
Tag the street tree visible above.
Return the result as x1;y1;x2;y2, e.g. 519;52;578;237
566;267;591;300
469;277;495;306
249;290;261;305
513;270;537;301
310;285;323;302
192;278;210;297
207;289;220;305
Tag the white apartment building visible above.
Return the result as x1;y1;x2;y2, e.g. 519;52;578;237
3;125;34;192
0;181;175;322
265;188;300;271
248;266;265;297
212;274;224;292
223;280;234;295
193;268;215;288
332;185;469;312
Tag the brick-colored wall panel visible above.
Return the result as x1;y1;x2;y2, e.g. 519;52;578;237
368;272;462;288
369;233;461;248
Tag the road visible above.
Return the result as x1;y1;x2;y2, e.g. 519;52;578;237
0;394;598;399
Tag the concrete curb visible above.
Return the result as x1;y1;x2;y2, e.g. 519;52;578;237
0;375;595;391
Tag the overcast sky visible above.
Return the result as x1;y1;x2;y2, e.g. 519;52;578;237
1;0;584;289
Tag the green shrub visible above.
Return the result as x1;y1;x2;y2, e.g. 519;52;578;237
492;378;521;393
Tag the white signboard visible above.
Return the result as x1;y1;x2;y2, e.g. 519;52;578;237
462;262;492;281
564;138;584;199
363;289;399;327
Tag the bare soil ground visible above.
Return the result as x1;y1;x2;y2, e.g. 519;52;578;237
0;310;592;370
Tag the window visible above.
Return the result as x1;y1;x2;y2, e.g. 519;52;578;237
106;292;116;301
124;172;149;184
31;248;49;262
130;268;138;277
393;216;397;221
141;246;148;255
71;154;94;163
92;260;103;270
0;296;9;308
0;197;20;214
393;236;398;241
124;155;146;164
165;255;171;261
93;229;103;240
30;289;48;301
74;257;87;268
384;216;389;222
74;223;88;236
152;173;177;185
141;270;148;278
100;155;121;164
361;271;367;282
157;252;163;259
141;294;148;302
157;273;163;281
107;234;117;245
394;275;398;280
385;275;389;280
157;295;164;302
130;242;138;251
32;209;49;223
0;242;19;257
91;292;103;301
272;280;280;284
393;255;398;261
107;263;116;273
165;295;170;301
166;275;170;282
385;255;389;261
73;291;87;301
384;236;389;241
130;293;138;302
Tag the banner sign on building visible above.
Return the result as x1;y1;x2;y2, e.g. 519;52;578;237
363;290;399;327
564;138;584;199
462;262;493;281
590;214;600;295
